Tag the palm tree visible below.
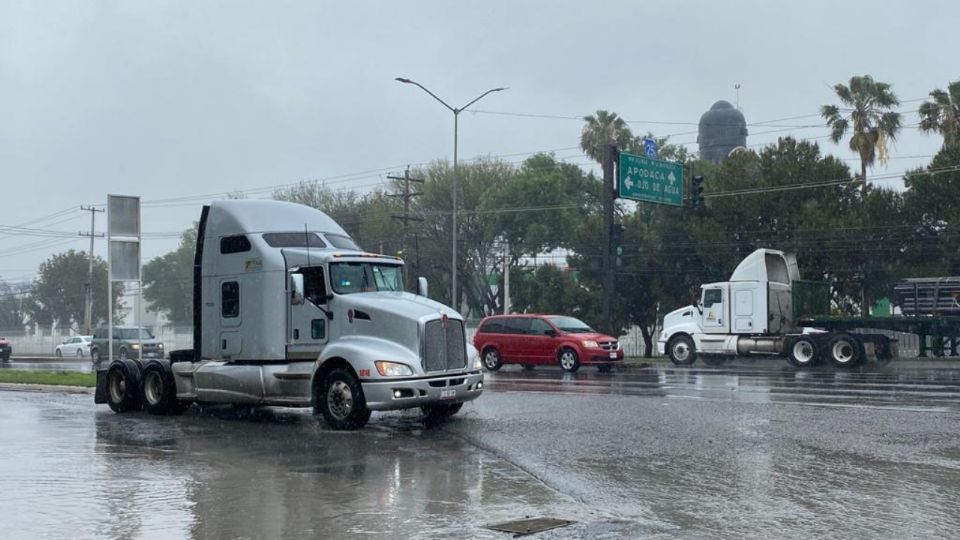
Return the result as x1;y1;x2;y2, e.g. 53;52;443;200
918;80;960;147
580;110;634;164
821;75;901;196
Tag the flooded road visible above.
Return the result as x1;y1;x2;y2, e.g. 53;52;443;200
2;363;959;538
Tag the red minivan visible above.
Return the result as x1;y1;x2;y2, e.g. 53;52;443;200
473;314;623;373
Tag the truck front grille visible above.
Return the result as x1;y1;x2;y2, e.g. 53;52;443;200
422;319;467;372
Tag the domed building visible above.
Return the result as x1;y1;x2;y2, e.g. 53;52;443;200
697;100;748;164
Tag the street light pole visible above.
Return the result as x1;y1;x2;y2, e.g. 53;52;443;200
395;77;506;310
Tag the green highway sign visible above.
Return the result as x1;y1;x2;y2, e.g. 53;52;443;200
618;151;684;206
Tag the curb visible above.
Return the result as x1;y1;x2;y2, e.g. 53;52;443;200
0;383;94;394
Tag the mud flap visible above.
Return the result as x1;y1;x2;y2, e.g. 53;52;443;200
94;370;108;404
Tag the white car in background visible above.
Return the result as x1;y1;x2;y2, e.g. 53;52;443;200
56;336;93;358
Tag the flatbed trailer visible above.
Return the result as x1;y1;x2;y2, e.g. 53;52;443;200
799;315;960;358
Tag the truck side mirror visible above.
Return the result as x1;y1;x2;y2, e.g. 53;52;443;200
290;274;305;306
417;277;429;297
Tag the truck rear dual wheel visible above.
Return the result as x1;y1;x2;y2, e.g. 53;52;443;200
106;361;142;413
827;333;864;368
141;362;187;415
787;336;820;368
315;368;371;430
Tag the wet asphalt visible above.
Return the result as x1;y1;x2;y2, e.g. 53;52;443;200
1;362;959;539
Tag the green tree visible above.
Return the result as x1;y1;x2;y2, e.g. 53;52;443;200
26;250;119;328
903;143;960;276
411;159;514;316
142;226;197;326
0;279;26;330
580;110;634;164
918;80;960;147
821;75;901;196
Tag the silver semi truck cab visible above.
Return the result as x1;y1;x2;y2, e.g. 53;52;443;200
95;200;483;429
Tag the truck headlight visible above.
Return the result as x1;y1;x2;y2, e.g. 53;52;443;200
374;361;413;377
131;344;140;350
158;343;164;349
473;355;482;370
582;340;599;349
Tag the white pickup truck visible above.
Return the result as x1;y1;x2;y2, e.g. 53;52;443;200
95;200;484;429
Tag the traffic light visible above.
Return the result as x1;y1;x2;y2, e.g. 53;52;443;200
612;223;625;267
690;175;704;208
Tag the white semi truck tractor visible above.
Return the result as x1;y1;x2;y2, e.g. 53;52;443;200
94;200;484;429
658;248;896;369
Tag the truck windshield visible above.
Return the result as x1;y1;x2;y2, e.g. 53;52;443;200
546;316;594;333
330;262;403;294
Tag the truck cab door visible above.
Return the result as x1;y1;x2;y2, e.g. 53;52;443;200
287;266;331;360
701;285;730;334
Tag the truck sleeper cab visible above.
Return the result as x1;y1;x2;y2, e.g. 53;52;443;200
95;200;483;429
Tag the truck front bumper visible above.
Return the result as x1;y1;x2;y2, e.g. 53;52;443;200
656;340;667;356
361;370;484;411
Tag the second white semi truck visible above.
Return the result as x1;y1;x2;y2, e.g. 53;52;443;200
94;200;484;429
658;248;897;368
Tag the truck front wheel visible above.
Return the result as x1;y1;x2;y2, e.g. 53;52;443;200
667;335;697;366
315;368;371;430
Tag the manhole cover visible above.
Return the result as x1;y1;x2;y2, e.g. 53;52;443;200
486;517;576;537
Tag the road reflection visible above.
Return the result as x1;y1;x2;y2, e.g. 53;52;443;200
88;405;564;539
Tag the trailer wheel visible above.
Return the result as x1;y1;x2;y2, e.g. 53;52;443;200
141;362;186;415
315;367;371;430
787;336;819;368
827;333;864;368
667;335;697;366
106;361;141;413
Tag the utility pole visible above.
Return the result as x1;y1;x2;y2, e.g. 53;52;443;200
503;241;510;315
389;167;424;287
79;206;105;335
601;144;617;335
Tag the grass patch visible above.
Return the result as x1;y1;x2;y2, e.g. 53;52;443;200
0;370;96;387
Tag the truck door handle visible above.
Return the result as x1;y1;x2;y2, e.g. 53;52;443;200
294;329;300;340
221;339;227;350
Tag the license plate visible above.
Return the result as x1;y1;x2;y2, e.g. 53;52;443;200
609;352;617;359
440;389;456;400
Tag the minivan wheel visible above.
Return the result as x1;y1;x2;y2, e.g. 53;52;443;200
482;348;502;371
558;348;580;373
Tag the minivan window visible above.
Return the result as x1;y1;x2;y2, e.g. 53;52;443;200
504;318;531;335
479;320;505;334
546;316;594;334
530;319;553;335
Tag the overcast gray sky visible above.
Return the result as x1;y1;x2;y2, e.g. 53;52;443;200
1;0;957;285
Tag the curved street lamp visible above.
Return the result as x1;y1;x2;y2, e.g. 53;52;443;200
395;77;507;309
